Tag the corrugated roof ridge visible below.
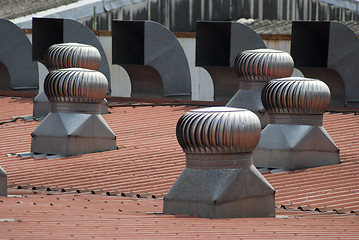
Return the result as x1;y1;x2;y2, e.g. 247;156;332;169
265;161;358;178
274;176;359;196
277;185;359;204
7;160;182;186
4;152;183;177
281;194;359;211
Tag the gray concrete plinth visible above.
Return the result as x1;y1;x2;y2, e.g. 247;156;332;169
0;166;7;197
253;124;340;170
226;88;268;128
163;165;275;218
31;112;116;156
33;91;50;118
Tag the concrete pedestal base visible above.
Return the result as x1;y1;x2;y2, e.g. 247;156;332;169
163;165;275;218
0;166;7;197
226;84;268;128
253;124;340;170
33;91;50;118
31;112;116;156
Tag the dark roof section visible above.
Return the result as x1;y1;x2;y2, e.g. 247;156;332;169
238;19;359;35
0;0;79;20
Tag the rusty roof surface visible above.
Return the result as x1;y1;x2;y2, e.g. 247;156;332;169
0;96;358;238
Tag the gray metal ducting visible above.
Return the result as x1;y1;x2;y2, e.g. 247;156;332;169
33;91;49;118
0;19;38;91
32;18;111;118
195;21;267;102
164;107;275;218
112;20;191;99
253;77;340;170
32;18;110;82
0;166;7;197
291;21;359;108
31;43;116;156
226;49;294;128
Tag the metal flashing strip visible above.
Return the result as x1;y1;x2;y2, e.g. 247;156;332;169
17;152;33;158
15;152;65;160
46;154;65;160
33;154;47;159
0;219;15;222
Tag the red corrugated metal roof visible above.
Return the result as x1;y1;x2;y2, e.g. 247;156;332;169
1;189;358;240
323;112;359;162
0;96;358;239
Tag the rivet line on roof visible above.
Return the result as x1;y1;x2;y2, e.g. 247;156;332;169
108;102;218;108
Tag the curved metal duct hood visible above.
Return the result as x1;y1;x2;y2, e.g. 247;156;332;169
112;20;191;99
164;107;275;218
32;18;111;118
0;19;38;91
195;21;267;102
291;21;359;108
32;17;110;84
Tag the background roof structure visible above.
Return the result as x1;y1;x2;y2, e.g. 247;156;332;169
0;0;79;19
238;19;359;35
3;0;359;31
